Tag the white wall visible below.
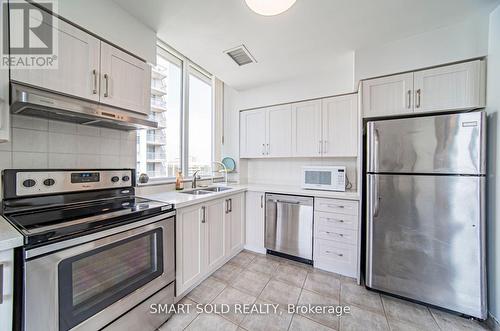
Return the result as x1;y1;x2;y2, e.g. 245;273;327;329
487;4;500;324
237;52;355;110
354;11;490;82
56;0;157;63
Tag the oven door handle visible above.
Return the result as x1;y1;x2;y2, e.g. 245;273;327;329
25;211;175;259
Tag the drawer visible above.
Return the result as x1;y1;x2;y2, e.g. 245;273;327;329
315;198;358;215
313;239;357;277
315;211;358;231
315;225;357;245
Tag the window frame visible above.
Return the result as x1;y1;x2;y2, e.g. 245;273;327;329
139;41;215;185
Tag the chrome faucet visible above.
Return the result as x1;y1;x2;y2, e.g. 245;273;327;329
192;170;202;188
212;161;228;186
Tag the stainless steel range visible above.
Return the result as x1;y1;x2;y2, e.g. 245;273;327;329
1;169;175;331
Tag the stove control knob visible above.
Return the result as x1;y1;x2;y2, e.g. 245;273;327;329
122;175;130;182
43;178;55;186
111;176;120;183
22;179;36;188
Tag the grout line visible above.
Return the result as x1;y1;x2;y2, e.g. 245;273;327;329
428;308;443;331
379;294;392;331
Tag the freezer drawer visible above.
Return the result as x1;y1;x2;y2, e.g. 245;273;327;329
367;111;486;175
265;194;313;260
366;174;487;318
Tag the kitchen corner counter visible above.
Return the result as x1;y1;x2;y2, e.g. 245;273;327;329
0;216;23;251
243;184;360;200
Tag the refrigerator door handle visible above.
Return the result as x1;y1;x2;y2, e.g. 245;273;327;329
366;174;374;286
373;175;380;217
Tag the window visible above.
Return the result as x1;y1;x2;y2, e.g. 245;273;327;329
187;68;213;176
137;44;214;182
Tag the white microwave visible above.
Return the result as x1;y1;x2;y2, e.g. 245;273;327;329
302;166;346;191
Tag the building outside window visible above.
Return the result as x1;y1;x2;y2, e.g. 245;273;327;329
137;45;214;182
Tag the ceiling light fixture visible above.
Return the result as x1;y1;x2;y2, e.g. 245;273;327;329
245;0;297;16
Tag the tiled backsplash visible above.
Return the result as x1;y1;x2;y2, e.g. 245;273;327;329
246;157;358;189
0;115;137;170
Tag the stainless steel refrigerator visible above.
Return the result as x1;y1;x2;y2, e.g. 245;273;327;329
365;111;487;319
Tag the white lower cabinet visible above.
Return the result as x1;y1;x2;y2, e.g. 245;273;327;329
313;198;359;278
244;191;266;254
0;249;14;331
176;193;245;296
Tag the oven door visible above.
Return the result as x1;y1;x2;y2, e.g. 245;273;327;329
23;213;175;331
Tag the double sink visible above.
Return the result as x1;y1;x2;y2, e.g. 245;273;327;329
180;186;233;195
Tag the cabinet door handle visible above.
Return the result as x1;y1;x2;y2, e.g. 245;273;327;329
318;140;322;154
229;198;233;212
92;69;98;94
323;140;328;154
225;200;229;214
0;264;3;304
262;144;265;155
201;206;206;223
260;195;263;208
104;74;109;97
415;89;421;108
407;90;411;108
266;144;270;155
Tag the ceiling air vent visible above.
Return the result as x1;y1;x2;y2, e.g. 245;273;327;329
224;45;256;66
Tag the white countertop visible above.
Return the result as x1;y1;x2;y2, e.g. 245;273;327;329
0;216;23;251
140;183;359;209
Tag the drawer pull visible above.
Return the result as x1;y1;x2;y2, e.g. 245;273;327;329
325;250;344;257
327;204;345;209
326;218;345;223
325;231;344;237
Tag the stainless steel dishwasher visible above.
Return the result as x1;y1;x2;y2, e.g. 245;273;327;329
265;194;313;263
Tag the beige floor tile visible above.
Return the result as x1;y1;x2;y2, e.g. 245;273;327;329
212;286;257;325
430;308;490;331
296;289;340;330
231;269;272;296
289;314;336;331
381;295;439;330
187;277;226;304
340;283;384;314
273;263;308;288
280;259;314;272
259;279;302;307
185;313;238;331
239;299;293;331
239;250;258;261
247;257;280;275
303;271;341;300
158;298;198;331
340;305;389;331
230;252;255;268
387;318;436;331
213;263;244;283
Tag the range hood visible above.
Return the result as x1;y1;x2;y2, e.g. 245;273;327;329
10;83;158;131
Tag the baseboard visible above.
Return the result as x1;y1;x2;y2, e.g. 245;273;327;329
244;244;266;254
487;313;500;331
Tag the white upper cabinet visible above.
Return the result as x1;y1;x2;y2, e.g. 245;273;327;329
362;73;414;118
100;42;151;115
267;104;292;157
0;67;8;142
413;60;484;113
240;109;267;158
291;100;322;157
240;95;359;159
10;2;151;115
11;15;101;102
362;60;485;118
322;94;358;157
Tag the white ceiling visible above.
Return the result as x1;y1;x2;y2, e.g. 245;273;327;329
113;0;498;90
